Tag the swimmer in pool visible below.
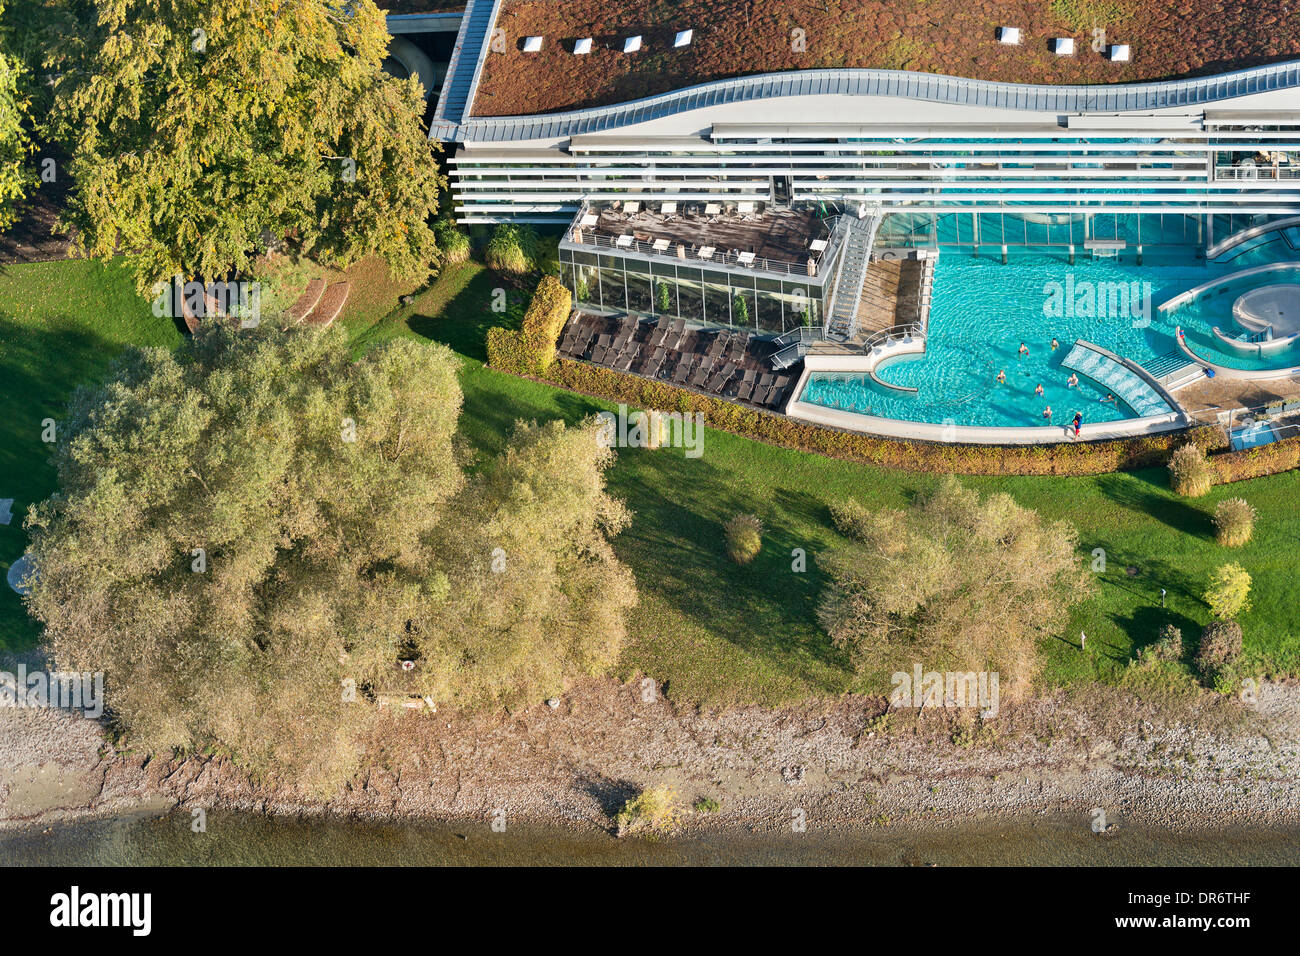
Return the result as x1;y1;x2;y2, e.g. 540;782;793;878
1018;342;1029;357
1043;405;1053;422
1067;373;1079;388
1101;393;1117;405
1051;338;1060;351
1034;383;1044;396
996;370;1007;384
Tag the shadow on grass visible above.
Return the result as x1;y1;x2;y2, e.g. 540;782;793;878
407;267;528;363
1094;470;1212;539
605;445;853;688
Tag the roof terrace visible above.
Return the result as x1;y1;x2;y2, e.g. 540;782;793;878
563;201;839;279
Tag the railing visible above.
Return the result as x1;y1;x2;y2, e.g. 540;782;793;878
770;325;825;369
861;321;924;356
1214;165;1300;182
565;202;841;280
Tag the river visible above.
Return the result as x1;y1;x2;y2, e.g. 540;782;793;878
4;811;1299;865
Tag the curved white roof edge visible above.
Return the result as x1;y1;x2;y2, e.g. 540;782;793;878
432;59;1300;142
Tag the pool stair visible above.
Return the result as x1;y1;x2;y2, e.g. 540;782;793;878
823;211;883;342
1139;350;1203;390
1061;340;1183;419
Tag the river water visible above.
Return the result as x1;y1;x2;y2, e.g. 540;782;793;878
3;811;1299;865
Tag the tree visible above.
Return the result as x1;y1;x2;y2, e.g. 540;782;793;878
819;476;1092;697
46;0;445;293
0;0;34;230
24;322;635;787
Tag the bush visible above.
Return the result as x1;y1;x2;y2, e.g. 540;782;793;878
724;513;763;565
1204;562;1251;620
486;275;572;375
615;786;679;836
484;223;538;275
1141;623;1184;664
1213;497;1256;547
694;796;721;813
819;475;1092;697
1196;621;1243;678
433;219;470;265
1168;443;1214;497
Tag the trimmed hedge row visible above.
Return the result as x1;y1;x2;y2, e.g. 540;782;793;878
1211;433;1300;484
485;318;1300;481
504;355;1233;476
485;275;572;376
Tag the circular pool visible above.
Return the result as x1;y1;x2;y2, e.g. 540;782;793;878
1232;284;1300;338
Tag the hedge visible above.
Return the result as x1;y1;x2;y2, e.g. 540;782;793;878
484;351;1238;475
1211;433;1300;484
486;275;572;376
484;314;1300;480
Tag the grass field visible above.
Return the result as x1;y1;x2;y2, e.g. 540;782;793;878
2;255;1297;708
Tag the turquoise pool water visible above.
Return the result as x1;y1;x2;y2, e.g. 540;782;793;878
800;243;1300;428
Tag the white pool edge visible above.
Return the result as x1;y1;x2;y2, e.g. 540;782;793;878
786;363;1188;445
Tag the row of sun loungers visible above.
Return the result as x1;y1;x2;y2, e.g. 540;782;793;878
558;313;797;411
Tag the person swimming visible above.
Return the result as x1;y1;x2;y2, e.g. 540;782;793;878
1101;393;1116;405
1018;342;1029;357
1067;373;1079;388
996;370;1007;384
1051;338;1060;351
1043;405;1053;421
1034;383;1044;396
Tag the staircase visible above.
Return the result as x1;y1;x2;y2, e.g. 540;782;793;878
1140;349;1201;389
823;212;883;342
434;0;497;125
1062;341;1174;417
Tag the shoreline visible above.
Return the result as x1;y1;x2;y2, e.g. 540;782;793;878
3;677;1298;838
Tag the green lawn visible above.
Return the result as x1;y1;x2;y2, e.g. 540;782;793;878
3;256;1298;708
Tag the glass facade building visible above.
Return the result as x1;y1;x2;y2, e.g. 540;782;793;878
557;245;831;333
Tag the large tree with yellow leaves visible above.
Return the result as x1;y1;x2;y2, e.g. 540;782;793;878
48;0;444;292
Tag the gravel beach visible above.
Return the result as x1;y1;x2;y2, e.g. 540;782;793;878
3;674;1297;837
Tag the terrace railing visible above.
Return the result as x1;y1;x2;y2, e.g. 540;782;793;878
770;325;825;369
564;201;845;280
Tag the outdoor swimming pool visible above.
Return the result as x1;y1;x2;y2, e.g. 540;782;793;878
799;243;1300;429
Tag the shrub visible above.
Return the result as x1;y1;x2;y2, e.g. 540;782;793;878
1141;623;1184;664
724;513;763;564
1213;497;1256;547
1195;621;1243;678
484;223;538;275
657;280;672;313
615;786;679;836
732;292;749;325
1168;443;1214;497
433;219;471;265
694;796;721;813
486;275;572;375
819;475;1092;697
1204;563;1251;620
829;499;874;541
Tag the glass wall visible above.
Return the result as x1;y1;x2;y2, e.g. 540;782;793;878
560;247;826;334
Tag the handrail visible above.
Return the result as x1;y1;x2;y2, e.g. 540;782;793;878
564;201;839;280
436;59;1300;141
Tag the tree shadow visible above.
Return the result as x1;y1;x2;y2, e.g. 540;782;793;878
407;268;527;363
1093;470;1213;539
